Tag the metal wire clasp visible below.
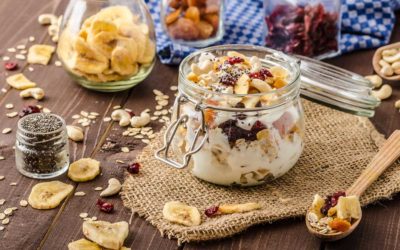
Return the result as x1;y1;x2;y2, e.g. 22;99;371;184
155;93;208;169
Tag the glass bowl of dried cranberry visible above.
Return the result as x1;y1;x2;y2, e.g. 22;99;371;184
155;44;304;187
264;0;341;59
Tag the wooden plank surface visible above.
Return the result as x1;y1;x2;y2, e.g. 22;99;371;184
0;0;399;249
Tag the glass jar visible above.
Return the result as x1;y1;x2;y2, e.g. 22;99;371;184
160;0;225;47
58;0;156;92
15;113;69;179
156;45;304;186
264;0;341;59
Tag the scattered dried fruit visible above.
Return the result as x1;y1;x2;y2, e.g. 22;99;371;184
4;62;18;71
68;238;102;250
127;162;140;174
28;181;73;209
163;201;201;226
82;220;129;250
19;105;41;117
96;199;114;213
68;158;101;182
204;205;219;217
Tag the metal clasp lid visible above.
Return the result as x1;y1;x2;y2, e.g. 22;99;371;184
155;93;208;169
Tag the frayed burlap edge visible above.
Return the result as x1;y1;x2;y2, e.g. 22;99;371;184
121;101;398;245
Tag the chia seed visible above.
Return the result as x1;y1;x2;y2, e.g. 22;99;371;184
15;113;69;179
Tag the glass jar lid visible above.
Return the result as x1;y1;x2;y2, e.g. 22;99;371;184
296;55;380;117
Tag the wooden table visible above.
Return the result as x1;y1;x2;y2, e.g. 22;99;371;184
0;1;399;249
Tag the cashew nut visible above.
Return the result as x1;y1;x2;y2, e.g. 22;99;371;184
66;125;84;142
191;61;213;76
38;14;57;25
394;99;400;109
382;49;398;57
379;59;391;68
19;87;45;100
250;56;262;72
372;84;392;100
364;75;382;89
383;53;400;63
48;24;59;36
394;100;400;109
100;178;122;197
130;111;150;128
111;109;131;127
380;65;394;76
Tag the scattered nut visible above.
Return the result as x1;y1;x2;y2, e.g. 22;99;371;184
121;147;130;153
79;212;89;218
111;109;131;127
395;100;400;109
66;125;84;142
100;178;122;197
130;111;150;128
372;84;392;100
19;87;45;100
38;14;57;25
364;75;382;89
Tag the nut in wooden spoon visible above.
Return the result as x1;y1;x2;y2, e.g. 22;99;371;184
372;42;400;81
306;130;400;241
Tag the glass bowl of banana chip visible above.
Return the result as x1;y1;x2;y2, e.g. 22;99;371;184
57;1;156;92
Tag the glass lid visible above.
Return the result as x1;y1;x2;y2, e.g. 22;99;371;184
296;55;381;117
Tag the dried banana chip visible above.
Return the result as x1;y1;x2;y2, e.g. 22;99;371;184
68;158;101;182
88;31;118;58
111;43;138;76
27;44;55;65
82;220;129;250
137;38;155;64
68;238;101;250
95;6;135;23
162;201;201;226
73;37;108;74
6;73;37;90
28;181;73;209
218;202;262;214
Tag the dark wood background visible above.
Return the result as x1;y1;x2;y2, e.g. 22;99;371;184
0;1;399;249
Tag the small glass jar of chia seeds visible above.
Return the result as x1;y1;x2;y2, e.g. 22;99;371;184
15;113;69;179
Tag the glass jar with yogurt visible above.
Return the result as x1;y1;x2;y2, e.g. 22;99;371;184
156;45;304;186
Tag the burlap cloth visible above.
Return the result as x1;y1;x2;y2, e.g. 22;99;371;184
121;99;400;244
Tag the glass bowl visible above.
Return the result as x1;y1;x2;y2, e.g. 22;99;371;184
57;0;156;92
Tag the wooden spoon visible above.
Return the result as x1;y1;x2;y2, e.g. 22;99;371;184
372;42;400;81
306;130;400;241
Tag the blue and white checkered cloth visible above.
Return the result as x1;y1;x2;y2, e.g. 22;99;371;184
145;0;398;65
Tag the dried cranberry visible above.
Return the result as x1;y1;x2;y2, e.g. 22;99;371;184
19;105;41;117
251;121;266;132
96;199;114;213
320;191;346;215
226;56;244;65
249;68;273;80
127;111;135;117
4;62;18;71
205;205;219;217
127;162;140;174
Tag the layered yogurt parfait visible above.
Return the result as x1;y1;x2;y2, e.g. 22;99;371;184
169;45;304;186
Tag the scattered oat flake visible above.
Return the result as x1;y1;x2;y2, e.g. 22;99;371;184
103;117;111;122
0;176;4;180
28;67;34;72
0;156;4;160
19;200;28;207
80;111;89;117
0;226;4;231
91;216;97;221
1;218;9;225
15;54;26;60
2;128;12;134
43;108;51;113
153;89;163;96
170;85;178;91
142;139;150;144
5;103;13;109
7;48;16;53
20;50;27;54
79;212;88;218
74;191;86;196
72;114;80;119
11;207;17;211
81;121;90;127
6;112;18;118
116;160;125;164
2;56;10;61
113;105;121;110
16;45;26;50
94;187;103;191
4;208;12;215
0;213;4;220
55;60;62;66
1;88;7;93
90;112;99;116
121;147;129;153
9;182;17;186
29;36;35;42
0;199;5;205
